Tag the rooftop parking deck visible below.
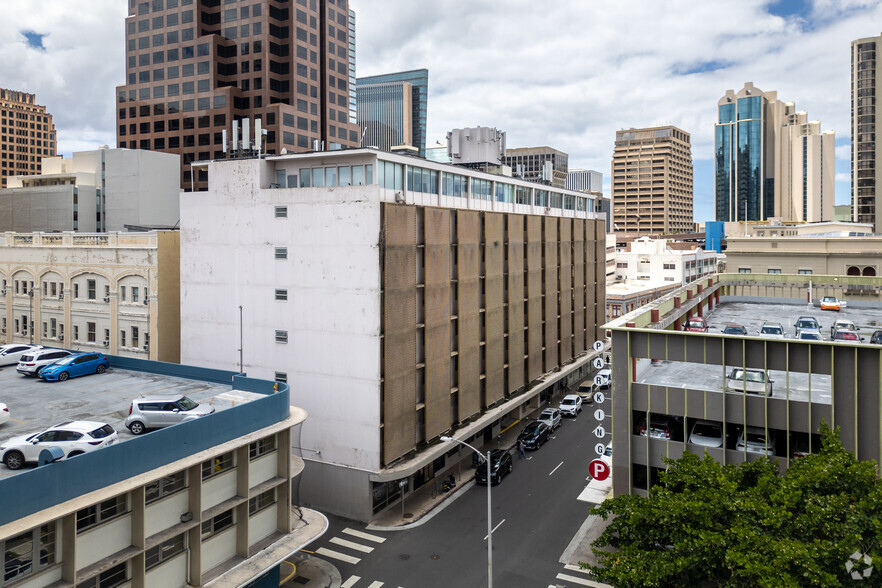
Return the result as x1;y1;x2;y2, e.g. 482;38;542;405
0;360;245;478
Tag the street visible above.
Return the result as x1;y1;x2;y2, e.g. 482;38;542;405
305;407;605;587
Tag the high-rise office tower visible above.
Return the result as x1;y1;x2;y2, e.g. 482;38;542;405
566;168;603;193
115;0;359;190
852;35;881;230
504;146;568;188
356;69;428;156
0;89;56;188
779;119;835;223
612;126;693;234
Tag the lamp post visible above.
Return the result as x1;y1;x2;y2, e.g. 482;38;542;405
440;435;493;588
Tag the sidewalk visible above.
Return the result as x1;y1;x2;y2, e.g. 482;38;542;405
280;554;341;588
368;398;556;531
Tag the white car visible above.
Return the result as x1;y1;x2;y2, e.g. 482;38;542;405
689;420;724;448
0;421;118;470
16;348;72;377
727;368;774;396
797;329;823;341
0;344;41;367
537;408;562;431
736;426;776;456
758;322;785;339
558;394;583;417
0;403;8;426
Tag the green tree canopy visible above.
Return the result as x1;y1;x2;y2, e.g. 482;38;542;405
586;424;882;587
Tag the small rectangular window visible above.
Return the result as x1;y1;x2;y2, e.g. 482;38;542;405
201;510;234;539
202;452;234;480
275;330;288;343
767;268;782;274
248;489;276;515
79;562;128;588
798;269;813;275
87;279;97;300
274;371;287;383
275;289;288;301
76;495;127;533
275;247;288;259
145;535;184;570
145;471;186;504
249;436;277;459
274;205;288;218
738;268;751;274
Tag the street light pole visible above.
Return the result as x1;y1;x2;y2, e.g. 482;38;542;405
440;436;493;588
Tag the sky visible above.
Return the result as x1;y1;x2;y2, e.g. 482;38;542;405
1;0;880;222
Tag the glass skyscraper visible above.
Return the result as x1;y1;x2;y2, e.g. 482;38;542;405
356;69;428;156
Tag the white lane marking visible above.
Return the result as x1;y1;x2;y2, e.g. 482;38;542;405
556;572;611;587
549;461;564;476
367;582;384;588
341;576;361;588
316;547;361;564
483;518;506;540
330;537;375;553
343;527;387;543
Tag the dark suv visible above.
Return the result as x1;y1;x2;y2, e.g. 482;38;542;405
518;421;550;450
475;449;513;485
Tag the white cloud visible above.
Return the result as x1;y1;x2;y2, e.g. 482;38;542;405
836;172;851;183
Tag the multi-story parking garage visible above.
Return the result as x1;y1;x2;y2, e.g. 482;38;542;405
606;273;882;496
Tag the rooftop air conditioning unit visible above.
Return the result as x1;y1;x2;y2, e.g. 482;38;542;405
143;343;149;350
103;340;109;347
143;299;148;305
103;296;110;302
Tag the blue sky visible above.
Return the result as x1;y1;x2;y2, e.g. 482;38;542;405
0;0;880;223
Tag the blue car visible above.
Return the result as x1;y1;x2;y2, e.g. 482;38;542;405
40;353;109;382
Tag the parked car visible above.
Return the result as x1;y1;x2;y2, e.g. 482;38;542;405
576;381;594;404
688;420;724;448
758;322;786;339
797;329;823;341
830;319;858;339
558;394;583;417
638;415;681;440
0;403;8;426
125;394;216;435
820;296;845;311
595;368;611;386
0;344;40;367
684;317;708;333
722;324;747;335
727;367;774;396
16;348;72;377
603;441;612;462
872;330;882;345
517;421;550;450
833;330;861;343
39;353;109;382
794;316;821;336
736;426;776;456
474;449;513;485
537;408;562;431
0;421;118;470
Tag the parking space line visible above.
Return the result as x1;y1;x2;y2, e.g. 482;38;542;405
549;461;564;476
483;518;505;540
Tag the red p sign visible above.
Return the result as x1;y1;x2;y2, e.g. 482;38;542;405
589;459;610;481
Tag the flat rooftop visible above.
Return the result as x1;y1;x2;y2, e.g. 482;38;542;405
0;363;243;479
635;301;882;404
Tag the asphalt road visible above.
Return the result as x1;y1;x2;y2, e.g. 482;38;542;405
309;409;603;587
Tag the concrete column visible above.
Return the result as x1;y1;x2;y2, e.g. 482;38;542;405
650;309;659;323
62;286;71;348
236;446;250;557
188;464;203;584
131;486;146;588
697;301;704;317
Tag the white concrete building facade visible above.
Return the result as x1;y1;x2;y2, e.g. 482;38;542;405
614;237;717;286
0;147;180;233
181;149;606;521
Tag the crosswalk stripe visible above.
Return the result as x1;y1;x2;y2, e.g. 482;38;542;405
341;576;361;588
366;582;384;588
330;537;375;553
316;547;361;565
556;572;609;587
342;527;387;543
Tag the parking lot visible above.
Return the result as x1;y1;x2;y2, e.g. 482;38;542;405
634;301;882;403
0;363;236;478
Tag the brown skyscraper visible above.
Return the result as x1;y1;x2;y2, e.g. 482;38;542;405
0;89;56;188
612;125;693;234
116;0;359;189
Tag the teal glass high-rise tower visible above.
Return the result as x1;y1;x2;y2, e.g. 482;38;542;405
356;69;428;157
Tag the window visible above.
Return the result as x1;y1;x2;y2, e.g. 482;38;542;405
120;286;126;301
275;247;287;259
249;436;277;459
2;524;56;583
663;263;676;270
77;495;127;532
120;330;126;347
145;534;184;570
132;326;140;348
768;268;782;274
50;318;57;338
738;268;752;274
145;471;186;504
249;489;276;515
131;286;140;302
202;510;234;539
202;452;234;480
74;282;80;298
79;562;128;588
275;289;288;301
798;269;813;275
274;205;288;218
274;371;287;383
87;322;96;343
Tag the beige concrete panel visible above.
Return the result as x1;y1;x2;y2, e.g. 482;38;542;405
594;220;606;340
572;221;586;354
544;217;559;370
507;215;525;392
584;220;597;344
156;231;181;363
424;208;452;440
456;210;481;421
484;213;505;405
526;216;543;381
381;204;418;464
559;219;573;362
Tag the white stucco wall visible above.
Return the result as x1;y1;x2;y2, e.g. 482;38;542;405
180;157;383;473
